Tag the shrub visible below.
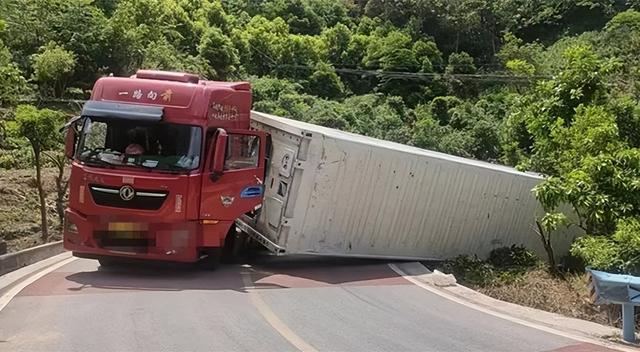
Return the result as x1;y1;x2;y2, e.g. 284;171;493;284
571;218;640;275
441;246;541;287
489;245;539;268
441;255;496;286
0;147;32;169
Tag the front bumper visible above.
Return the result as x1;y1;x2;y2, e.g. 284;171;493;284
63;208;229;263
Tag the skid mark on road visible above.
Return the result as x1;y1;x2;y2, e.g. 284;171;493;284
241;271;318;352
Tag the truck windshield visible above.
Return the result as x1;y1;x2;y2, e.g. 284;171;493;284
77;117;202;171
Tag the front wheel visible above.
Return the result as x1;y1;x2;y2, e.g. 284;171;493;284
98;257;118;267
198;248;221;270
221;226;249;264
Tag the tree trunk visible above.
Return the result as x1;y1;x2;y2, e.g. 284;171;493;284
536;220;556;272
34;151;48;241
44;152;68;230
55;164;65;229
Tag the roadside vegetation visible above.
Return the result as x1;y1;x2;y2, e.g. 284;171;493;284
438;246;628;329
1;0;640;327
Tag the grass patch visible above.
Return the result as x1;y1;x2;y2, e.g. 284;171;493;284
0;167;63;252
439;245;541;287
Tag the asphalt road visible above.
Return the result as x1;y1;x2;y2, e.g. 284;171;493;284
0;256;618;352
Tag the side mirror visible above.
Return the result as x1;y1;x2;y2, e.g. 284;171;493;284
64;128;76;159
210;129;228;180
61;116;82;159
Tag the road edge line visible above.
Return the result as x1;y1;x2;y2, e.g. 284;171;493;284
388;263;633;352
241;272;318;352
0;256;77;313
0;252;72;292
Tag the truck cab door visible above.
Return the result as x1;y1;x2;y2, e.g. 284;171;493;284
200;129;267;221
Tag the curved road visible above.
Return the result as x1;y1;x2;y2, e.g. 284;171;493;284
0;256;618;351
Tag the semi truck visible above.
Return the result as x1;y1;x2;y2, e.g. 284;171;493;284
63;70;575;265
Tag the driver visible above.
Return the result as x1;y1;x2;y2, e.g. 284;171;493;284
125;128;145;155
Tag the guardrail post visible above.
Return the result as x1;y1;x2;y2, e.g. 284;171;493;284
622;303;636;343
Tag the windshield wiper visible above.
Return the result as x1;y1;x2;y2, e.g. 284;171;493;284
82;156;116;168
144;164;188;174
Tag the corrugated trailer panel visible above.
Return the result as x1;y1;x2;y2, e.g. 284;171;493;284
249;111;577;260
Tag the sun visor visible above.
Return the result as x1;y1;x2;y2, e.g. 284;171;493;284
81;101;163;121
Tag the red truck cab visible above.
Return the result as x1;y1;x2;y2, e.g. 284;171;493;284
63;70;266;263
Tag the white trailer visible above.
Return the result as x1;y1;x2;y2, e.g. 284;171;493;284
236;111;577;260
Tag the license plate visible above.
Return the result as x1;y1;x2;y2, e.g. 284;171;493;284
107;231;144;239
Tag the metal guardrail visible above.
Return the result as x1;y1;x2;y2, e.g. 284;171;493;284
587;269;640;343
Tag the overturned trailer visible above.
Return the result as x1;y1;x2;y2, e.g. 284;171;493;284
236;111;577;261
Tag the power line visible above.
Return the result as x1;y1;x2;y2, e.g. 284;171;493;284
277;64;549;82
245;42;547;83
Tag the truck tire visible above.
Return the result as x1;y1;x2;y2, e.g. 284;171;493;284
221;226;247;264
98;258;118;267
199;248;221;270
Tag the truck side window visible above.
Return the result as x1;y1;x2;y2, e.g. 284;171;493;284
224;134;259;170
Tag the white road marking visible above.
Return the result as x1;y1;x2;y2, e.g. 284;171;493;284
388;263;634;352
241;272;318;352
0;257;77;313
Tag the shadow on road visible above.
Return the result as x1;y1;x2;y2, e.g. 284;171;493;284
61;255;408;294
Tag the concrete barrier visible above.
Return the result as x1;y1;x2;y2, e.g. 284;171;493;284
0;241;65;276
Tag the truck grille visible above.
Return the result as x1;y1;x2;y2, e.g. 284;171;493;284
89;184;168;210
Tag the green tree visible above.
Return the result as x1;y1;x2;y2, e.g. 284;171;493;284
307;99;349;129
263;0;324;35
445;51;476;74
306;0;351;28
602;10;640;94
413;105;448;150
239;16;289;76
0;60;29;107
0;21;29;106
363;31;413;69
31;42;77;98
412;39;443;71
142;39;210;77
505;59;535;76
14;105;63;240
250;76;302;103
321;23;351;65
197;26;239;80
430;96;463;125
496;32;544;72
142;39;184;71
364;0;414;26
571;218;640;275
1;0;109;86
307;62;345;99
342;94;413;144
276;34;323;79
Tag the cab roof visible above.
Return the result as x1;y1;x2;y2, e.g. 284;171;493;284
88;70;252;128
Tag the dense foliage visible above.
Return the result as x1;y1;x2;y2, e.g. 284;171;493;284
2;0;640;271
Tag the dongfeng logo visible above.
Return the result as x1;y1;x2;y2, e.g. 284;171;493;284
220;195;235;207
119;185;135;201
